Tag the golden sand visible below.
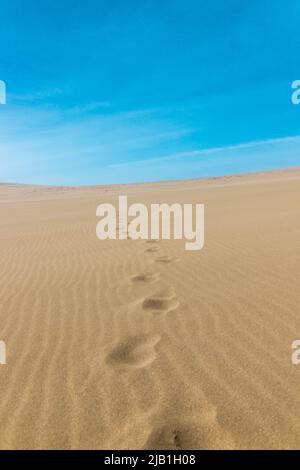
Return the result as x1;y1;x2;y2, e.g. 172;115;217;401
0;168;300;449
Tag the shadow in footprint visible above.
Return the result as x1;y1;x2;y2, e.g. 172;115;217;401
106;334;161;370
144;424;196;450
144;404;235;450
132;272;160;284
145;246;160;253
155;256;179;264
144;421;234;450
142;288;179;315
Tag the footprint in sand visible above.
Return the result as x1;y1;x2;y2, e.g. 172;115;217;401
144;420;235;450
144;390;235;450
142;288;179;315
131;272;160;284
144;246;160;253
155;255;179;264
144;423;198;450
106;334;161;370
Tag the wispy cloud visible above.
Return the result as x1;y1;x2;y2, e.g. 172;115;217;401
9;88;66;103
67;101;110;114
0;100;194;184
110;135;300;168
1;95;300;185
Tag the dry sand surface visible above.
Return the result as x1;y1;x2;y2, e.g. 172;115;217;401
1;167;300;449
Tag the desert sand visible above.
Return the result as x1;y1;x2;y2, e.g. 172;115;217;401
0;167;300;449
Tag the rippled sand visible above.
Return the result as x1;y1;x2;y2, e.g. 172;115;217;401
0;168;300;449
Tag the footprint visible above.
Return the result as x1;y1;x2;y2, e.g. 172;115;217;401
145;246;160;253
132;272;160;284
155;256;179;264
144;420;235;450
144;391;235;450
146;239;159;244
144;423;197;449
142;288;179;315
106;334;161;370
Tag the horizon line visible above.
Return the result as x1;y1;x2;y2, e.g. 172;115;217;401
1;165;300;190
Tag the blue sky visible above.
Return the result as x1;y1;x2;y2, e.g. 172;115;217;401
1;0;300;185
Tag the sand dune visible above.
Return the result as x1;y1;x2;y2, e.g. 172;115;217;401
1;168;300;449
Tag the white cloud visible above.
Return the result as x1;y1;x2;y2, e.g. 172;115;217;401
110;135;300;168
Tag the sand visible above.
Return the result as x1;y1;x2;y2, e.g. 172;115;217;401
0;167;300;449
